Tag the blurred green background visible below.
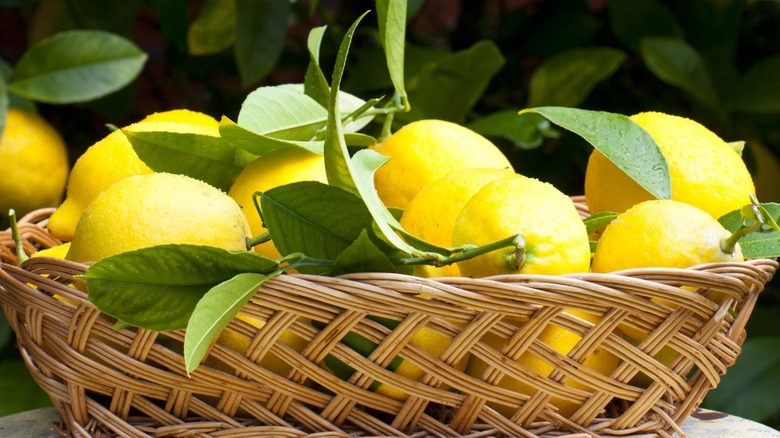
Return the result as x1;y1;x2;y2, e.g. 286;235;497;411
1;0;780;429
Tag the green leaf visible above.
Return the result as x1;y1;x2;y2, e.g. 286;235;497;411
640;36;719;108
726;55;780;113
608;0;684;52
519;107;672;201
350;149;424;256
0;66;7;139
584;212;619;235
303;26;331;108
238;84;372;142
55;0;141;34
8;30;147;104
403;40;505;124
468;110;558;149
148;0;189;53
260;181;374;269
528;47;626;107
234;0;290;87
122;129;249;192
376;0;408;107
324;12;369;195
188;0;237;55
329;230;397;276
703;336;780;422
184;272;272;374
719;203;780;259
220;116;324;156
0;359;52;415
83;245;278;332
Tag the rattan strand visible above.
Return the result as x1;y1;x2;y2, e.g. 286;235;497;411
0;207;776;437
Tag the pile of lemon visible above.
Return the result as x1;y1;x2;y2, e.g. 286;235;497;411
16;107;758;419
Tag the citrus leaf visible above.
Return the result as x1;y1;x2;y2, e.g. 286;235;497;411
584;211;619;235
528;47;626;107
188;0;236;56
303;25;330;108
123;129;249;192
184;272;272;374
467;109;558;149
402;40;504;124
719;203;780;259
0;71;7;139
640;36;719;108
238;84;371;142
518;107;672;201
607;0;684;52
324;12;369;195
260;181;374;273
702;336;780;422
8;30;146;104
376;0;408;106
149;0;188;53
234;0;289;87
350;148;420;255
83;245;278;332
726;55;780;113
219;116;324;156
329;230;397;276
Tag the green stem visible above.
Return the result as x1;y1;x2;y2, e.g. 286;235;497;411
247;232;271;249
720;197;765;254
9;209;28;264
394;234;524;268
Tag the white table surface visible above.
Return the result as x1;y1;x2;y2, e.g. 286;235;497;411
1;406;778;437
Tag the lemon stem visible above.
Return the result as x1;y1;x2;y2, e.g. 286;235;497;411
395;234;524;267
8;209;29;264
247;232;271;248
720;196;767;255
505;234;526;270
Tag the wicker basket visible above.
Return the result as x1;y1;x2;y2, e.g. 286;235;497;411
0;205;776;438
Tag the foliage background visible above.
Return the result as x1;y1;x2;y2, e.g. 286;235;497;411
1;0;780;429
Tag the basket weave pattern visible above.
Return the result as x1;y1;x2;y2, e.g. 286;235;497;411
0;207;776;437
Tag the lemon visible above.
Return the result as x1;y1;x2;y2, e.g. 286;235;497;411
467;310;618;418
31;242;71;259
370;119;513;210
0;107;69;218
591;199;743;274
452;174;591;277
584;111;755;220
228;148;327;260
66;173;250;262
591;199;743;379
374;326;469;401
215;313;309;378
400;168;514;277
48;109;219;241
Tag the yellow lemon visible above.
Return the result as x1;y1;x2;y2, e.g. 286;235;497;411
584;111;755;220
370;119;513;210
591;199;743;274
48;109;219;241
0;107;68;218
400;167;514;277
215;313;309;378
66;173;250;262
374;326;469;401
452;174;591;277
31;242;71;259
228;148;327;260
467;310;618;418
591;199;744;380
